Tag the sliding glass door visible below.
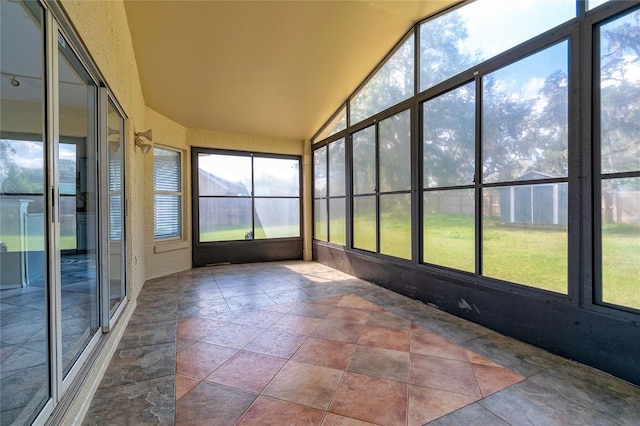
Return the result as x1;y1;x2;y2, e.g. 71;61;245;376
0;1;127;423
57;31;100;378
0;1;50;424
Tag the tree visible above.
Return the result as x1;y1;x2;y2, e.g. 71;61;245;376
600;10;640;174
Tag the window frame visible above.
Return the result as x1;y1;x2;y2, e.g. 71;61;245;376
193;148;302;244
153;145;185;243
350;107;414;260
591;4;640;315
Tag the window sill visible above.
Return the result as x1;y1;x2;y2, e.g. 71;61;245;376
154;240;190;254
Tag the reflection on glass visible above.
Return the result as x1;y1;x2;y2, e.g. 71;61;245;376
254;157;299;196
313;199;328;241
329;198;346;246
198;153;251;196
353;126;376;195
107;100;125;313
0;3;48;419
424;190;475;272
199;198;252;242
601;178;640;311
380;194;411;259
483;41;569;183
58;31;100;376
482;186;567;293
353;196;376;252
424;82;475;188
314;199;328;241
420;0;574;91
351;33;414;124
315;107;347;142
60;143;77;249
600;9;640;174
379;110;411;192
328;139;346;197
255;198;300;239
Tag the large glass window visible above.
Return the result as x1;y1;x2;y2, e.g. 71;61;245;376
352;126;377;251
328;139;347;245
313;147;328;241
308;0;640;356
481;42;569;293
154;147;182;240
352;110;412;259
419;0;575;91
313;139;347;245
198;151;300;242
351;33;414;124
423;82;476;272
598;9;640;311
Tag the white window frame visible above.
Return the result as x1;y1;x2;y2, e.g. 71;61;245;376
153;145;185;246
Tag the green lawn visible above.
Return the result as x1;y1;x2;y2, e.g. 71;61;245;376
200;224;300;242
602;223;640;309
481;216;568;293
355;212;639;310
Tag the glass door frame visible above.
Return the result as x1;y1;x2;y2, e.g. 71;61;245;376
28;5;129;423
99;90;128;332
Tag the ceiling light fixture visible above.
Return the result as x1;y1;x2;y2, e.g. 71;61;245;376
134;129;153;154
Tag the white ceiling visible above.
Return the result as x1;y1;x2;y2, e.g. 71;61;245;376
123;0;457;141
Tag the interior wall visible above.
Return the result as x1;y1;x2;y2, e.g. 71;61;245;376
187;128;304;155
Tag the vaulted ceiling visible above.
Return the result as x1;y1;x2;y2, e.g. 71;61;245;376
124;1;457;141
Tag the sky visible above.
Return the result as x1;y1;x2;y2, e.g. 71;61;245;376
1;140;75;170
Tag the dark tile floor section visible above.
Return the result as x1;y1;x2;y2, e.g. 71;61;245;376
83;261;640;425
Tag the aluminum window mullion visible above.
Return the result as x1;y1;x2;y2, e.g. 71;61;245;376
46;10;63;408
475;73;483;277
98;86;110;333
375;122;381;254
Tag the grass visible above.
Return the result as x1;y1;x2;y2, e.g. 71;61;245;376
200;224;300;242
481;216;568;293
355;212;639;310
602;225;640;309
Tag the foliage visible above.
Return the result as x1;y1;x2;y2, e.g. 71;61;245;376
600;10;640;174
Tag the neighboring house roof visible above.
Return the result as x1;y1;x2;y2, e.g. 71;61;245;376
198;168;250;196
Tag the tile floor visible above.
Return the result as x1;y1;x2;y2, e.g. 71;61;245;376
83;261;640;425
